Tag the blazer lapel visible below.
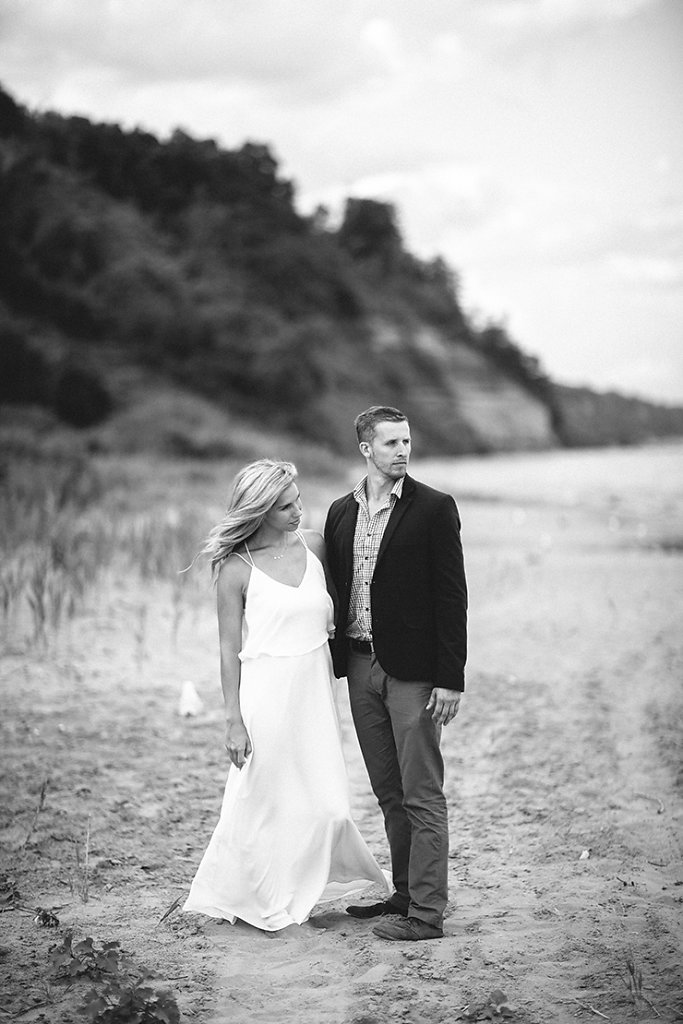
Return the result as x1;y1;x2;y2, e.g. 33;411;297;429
375;476;415;568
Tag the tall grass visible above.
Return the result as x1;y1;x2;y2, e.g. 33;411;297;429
0;432;211;651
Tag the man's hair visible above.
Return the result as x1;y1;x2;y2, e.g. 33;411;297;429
354;406;408;444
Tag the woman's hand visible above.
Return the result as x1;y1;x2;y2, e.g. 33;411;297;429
224;718;252;769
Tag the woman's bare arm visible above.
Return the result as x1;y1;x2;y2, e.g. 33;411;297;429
216;556;252;768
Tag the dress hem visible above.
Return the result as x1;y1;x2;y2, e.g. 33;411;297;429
182;875;390;933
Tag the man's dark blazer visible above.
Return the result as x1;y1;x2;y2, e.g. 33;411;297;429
324;474;468;691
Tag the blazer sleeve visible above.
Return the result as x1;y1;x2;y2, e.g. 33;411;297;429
323;496;351;679
322;502;338;580
430;494;468;691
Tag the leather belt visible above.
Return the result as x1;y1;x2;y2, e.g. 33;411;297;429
348;638;374;654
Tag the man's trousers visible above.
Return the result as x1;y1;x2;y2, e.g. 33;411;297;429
346;649;449;928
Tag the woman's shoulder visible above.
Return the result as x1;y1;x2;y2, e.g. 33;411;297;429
217;549;252;590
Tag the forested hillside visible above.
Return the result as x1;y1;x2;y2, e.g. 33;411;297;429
1;84;681;456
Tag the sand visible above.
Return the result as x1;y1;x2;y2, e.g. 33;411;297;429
1;449;682;1023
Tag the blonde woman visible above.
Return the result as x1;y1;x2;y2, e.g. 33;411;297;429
183;459;389;932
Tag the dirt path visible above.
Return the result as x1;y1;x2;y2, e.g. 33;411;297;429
1;468;682;1023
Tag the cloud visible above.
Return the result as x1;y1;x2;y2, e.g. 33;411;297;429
477;0;661;35
539;201;683;283
608;254;683;288
360;18;405;77
0;0;376;97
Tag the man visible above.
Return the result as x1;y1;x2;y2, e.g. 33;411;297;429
324;405;467;942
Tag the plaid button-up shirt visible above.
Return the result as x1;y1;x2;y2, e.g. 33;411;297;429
346;476;404;640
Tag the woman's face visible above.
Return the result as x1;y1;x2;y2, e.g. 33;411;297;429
264;481;303;533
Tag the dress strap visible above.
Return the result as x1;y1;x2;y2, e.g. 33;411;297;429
234;543;255;567
296;529;308;550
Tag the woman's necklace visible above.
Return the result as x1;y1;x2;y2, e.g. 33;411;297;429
271;534;288;560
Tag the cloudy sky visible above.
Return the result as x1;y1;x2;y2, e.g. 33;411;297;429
2;0;682;403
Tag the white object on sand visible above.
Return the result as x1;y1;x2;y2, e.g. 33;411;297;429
178;680;204;717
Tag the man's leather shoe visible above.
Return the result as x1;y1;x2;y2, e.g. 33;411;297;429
372;917;443;941
346;899;409;919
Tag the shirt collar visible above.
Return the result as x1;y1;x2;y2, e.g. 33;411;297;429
353;475;405;507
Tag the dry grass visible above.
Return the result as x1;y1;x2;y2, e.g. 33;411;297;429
0;433;216;656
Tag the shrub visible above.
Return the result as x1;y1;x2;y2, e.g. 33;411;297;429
0;319;53;404
53;364;113;427
83;974;180;1024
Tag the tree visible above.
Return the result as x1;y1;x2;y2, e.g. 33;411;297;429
338;198;403;274
0;84;26;137
0;318;52;404
53;364;112;427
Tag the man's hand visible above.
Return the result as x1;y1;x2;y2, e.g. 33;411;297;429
426;688;462;726
225;719;252;769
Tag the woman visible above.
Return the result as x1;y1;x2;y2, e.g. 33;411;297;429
183;459;389;932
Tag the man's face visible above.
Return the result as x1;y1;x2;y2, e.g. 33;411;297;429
361;419;411;480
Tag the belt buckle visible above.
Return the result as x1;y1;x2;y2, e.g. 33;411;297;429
351;637;373;654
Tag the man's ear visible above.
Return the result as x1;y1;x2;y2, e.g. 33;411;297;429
359;441;370;458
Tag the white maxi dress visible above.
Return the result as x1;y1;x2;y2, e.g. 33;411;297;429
183;535;389;931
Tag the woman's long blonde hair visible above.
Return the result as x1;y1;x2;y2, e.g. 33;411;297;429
202;459;298;578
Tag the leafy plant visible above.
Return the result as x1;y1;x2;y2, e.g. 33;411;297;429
82;973;180;1024
49;930;126;981
49;931;181;1023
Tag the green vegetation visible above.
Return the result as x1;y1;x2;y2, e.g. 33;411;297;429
1;83;681;453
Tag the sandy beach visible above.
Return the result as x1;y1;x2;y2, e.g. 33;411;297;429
1;443;682;1023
